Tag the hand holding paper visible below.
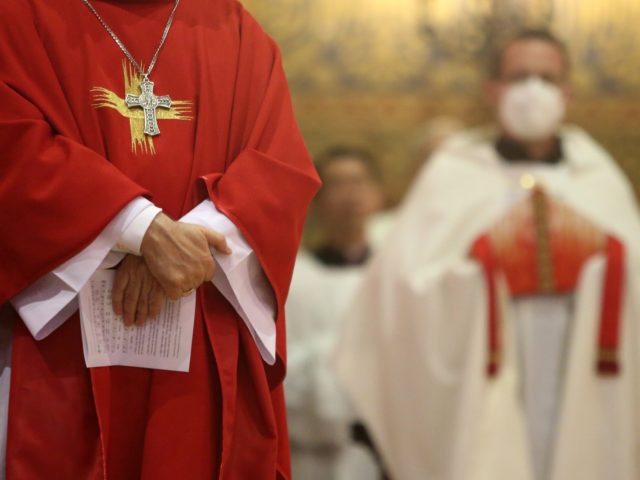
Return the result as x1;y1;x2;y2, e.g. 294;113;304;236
79;269;196;372
140;212;231;299
112;255;166;326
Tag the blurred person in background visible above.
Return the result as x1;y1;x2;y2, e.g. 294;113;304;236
336;29;640;480
285;147;384;479
366;116;464;247
310;147;384;266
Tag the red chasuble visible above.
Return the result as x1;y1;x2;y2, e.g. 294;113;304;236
0;0;320;478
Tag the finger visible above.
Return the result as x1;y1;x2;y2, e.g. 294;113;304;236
149;265;184;300
202;228;231;255
134;265;155;325
134;276;152;326
123;277;142;327
134;294;149;326
148;284;164;320
112;268;130;316
203;257;216;282
164;284;184;301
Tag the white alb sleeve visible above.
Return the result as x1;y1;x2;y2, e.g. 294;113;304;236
10;197;156;340
113;203;162;255
180;200;277;365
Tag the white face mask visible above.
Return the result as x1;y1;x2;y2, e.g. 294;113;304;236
498;77;566;142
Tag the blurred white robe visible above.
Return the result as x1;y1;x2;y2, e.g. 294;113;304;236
285;252;379;480
334;126;640;480
366;209;397;249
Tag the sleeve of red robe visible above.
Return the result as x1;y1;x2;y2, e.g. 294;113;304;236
0;0;149;304
199;5;321;384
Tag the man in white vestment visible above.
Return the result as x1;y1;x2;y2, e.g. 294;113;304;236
285;147;384;479
335;29;640;480
366;117;464;248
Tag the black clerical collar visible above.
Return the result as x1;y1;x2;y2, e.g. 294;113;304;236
313;245;371;267
495;136;564;165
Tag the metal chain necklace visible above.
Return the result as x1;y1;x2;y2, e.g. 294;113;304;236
82;0;181;136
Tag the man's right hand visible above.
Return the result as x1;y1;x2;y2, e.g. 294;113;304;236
140;213;232;299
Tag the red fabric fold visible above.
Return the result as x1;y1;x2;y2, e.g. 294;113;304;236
471;235;502;378
596;236;625;375
1;0;319;478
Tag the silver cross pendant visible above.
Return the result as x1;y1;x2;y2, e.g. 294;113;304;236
125;78;172;136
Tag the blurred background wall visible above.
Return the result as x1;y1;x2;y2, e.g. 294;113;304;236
243;0;640;205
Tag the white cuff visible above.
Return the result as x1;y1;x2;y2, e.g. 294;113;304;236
113;203;162;255
180;200;277;365
11;197;153;340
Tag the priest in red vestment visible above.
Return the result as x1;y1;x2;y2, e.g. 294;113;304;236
0;0;320;478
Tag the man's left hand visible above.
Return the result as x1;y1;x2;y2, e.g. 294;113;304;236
112;255;166;326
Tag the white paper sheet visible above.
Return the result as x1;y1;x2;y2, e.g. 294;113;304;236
78;269;196;372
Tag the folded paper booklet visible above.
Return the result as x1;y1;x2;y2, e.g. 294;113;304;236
78;269;196;372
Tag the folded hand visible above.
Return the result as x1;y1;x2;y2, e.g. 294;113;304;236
112;255;166;326
140;212;231;299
